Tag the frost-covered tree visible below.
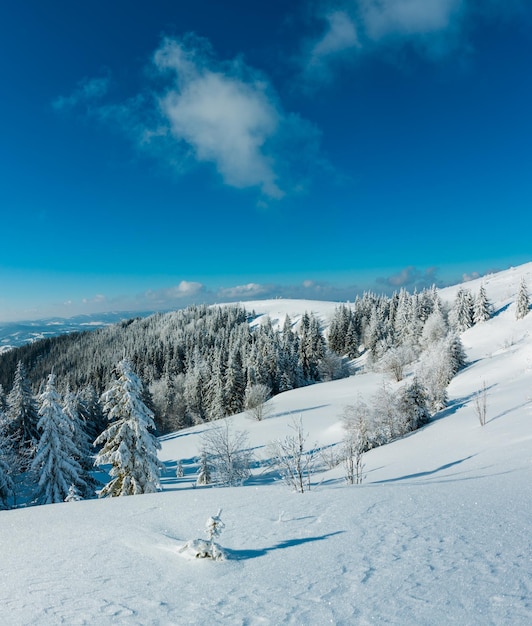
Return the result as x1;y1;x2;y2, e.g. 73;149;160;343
0;410;14;508
298;313;325;383
64;484;82;502
268;417;316;493
420;309;448;348
200;421;252;486
178;509;226;561
450;288;474;332
63;389;97;498
318;350;350;381
31;374;86;505
416;340;452;411
516;278;530;320
473;285;492;324
378;345;415;382
396;378;431;434
446;333;467;375
196;451;212;486
244;383;271;421
7;361;39;461
95;359;162;497
371;381;400;443
342;400;368;485
77;384;106;442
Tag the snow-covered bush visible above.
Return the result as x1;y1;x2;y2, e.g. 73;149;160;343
268;417;316;493
341;399;369;484
377;345;415;382
200;421;252;486
178;509;226;561
244;383;272;421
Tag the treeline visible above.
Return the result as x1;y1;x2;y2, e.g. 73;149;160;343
0;305;343;434
0;285;494;438
0;281;503;508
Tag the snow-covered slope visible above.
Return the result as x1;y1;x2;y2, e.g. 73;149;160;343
0;264;531;625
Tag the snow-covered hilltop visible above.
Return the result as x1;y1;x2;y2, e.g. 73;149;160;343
0;263;531;624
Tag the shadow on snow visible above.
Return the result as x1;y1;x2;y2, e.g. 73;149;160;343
224;531;346;561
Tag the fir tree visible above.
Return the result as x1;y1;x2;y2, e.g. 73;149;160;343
196;451;212;486
516;277;530;320
63;389;97;498
446;333;467;375
0;409;14;508
473;285;492;323
31;374;86;505
78;384;106;442
397;378;431;434
7;361;39;460
95;359;162;497
64;484;82;502
451;288;474;332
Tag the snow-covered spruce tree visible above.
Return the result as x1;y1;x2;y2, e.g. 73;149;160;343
516;277;530;320
396;378;431;434
6;361;39;464
178;509;226;560
450;288;474;332
95;359;162;497
196;450;212;486
473;284;492;324
445;332;467;376
298;312;325;383
31;374;86;505
77;384;106;442
0;411;15;508
63;389;97;498
64;484;82;502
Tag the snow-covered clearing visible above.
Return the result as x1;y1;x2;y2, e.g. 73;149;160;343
0;264;531;624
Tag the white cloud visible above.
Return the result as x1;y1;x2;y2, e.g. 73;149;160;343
305;10;360;79
376;265;442;289
55;35;321;200
53;75;110;111
216;283;269;300
144;281;206;303
82;294;107;304
360;0;463;40
301;0;479;81
154;38;283;198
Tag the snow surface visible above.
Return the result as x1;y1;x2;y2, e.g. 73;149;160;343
1;264;531;625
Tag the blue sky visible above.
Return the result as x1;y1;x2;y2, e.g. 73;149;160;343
1;0;531;321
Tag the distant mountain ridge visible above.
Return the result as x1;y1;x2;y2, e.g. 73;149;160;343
0;311;154;352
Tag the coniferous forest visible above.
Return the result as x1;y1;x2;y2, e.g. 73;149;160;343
0;283;495;508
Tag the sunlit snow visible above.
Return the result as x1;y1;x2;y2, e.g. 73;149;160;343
0;264;531;624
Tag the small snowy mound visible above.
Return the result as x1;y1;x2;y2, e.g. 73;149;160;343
178;509;226;561
177;538;225;561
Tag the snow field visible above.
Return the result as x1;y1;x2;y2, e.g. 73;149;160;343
0;263;531;624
